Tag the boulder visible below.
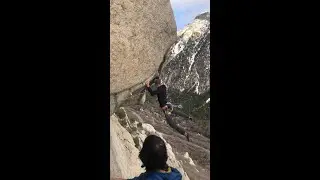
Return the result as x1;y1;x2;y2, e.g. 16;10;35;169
110;0;177;93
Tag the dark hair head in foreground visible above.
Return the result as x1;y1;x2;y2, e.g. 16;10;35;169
139;135;169;171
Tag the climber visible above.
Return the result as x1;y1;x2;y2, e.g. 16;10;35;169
145;77;190;141
130;135;182;180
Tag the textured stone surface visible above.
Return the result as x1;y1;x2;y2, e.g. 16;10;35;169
110;0;177;93
110;115;144;179
116;90;131;106
110;95;117;115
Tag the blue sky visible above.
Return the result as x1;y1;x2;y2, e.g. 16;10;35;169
170;0;210;30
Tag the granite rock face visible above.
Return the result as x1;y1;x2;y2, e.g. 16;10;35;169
110;115;144;178
110;0;177;94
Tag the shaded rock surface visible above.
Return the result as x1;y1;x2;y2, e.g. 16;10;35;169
110;115;144;178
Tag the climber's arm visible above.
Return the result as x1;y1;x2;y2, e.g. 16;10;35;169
145;80;158;96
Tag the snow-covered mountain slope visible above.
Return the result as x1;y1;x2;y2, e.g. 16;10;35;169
160;12;210;95
159;12;210;123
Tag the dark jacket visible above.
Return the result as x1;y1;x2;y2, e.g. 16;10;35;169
128;167;182;180
146;85;167;108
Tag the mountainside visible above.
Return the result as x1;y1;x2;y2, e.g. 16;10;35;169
160;12;210;131
160;12;210;94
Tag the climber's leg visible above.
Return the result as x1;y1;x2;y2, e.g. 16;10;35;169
166;102;192;120
171;109;192;120
163;112;186;135
163;110;190;141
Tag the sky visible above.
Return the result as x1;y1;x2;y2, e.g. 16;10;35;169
170;0;210;30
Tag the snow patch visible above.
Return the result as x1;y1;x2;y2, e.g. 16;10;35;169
178;19;209;43
194;81;200;94
188;53;197;72
172;41;185;56
194;70;200;94
206;98;210;103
